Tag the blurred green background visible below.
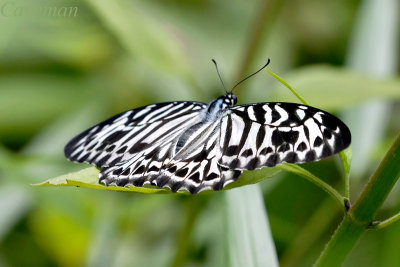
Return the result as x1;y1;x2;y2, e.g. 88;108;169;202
0;0;399;266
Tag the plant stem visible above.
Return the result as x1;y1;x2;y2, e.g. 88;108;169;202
373;211;400;230
266;70;309;105
339;148;352;200
279;164;345;210
315;133;400;266
343;170;350;200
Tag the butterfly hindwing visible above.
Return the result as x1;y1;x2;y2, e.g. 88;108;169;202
218;103;351;170
98;116;242;194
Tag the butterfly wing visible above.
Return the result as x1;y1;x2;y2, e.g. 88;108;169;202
218;103;351;170
98;118;242;194
64;101;207;167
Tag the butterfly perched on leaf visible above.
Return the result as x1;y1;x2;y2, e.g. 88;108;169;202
64;60;351;194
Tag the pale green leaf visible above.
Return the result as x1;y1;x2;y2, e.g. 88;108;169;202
35;166;281;194
225;185;279;267
33;167;168;194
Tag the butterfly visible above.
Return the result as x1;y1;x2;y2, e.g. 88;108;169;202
64;60;351;194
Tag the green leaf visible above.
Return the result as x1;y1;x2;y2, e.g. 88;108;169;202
225;167;281;190
34;166;281;194
33;167;168;194
225;185;279;267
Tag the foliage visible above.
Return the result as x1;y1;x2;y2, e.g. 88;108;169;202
0;0;399;266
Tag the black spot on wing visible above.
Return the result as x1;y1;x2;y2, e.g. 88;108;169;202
272;129;299;147
213;181;224;191
121;168;131;176
271;130;283;147
313;136;323;147
225;145;239;157
106;145;116;152
323;129;332;139
189;172;201;183
247;158;260;170
305;150;317;162
284;152;298;163
167;165;177;173
133;165;145;175
170;182;183;193
116;178;129;187
205;172;219;181
188;185;200;194
278;143;291;152
175;168;189;178
116;146;128;154
260;147;273;155
133;177;146;187
148;166;159;173
228;158;240;169
282;131;299;145
108;156;123;166
321;114;340;130
266;154;279;167
241;149;254;157
297;142;307;152
271;109;280;123
112;167;123;176
155;175;169;188
321;145;332;158
96;143;108;151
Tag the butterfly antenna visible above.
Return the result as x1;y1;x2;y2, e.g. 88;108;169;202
231;58;271;93
212;59;228;93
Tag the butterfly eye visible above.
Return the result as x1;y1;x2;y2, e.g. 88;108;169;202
232;95;237;105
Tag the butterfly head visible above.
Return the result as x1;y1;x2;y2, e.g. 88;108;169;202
207;93;237;116
222;93;237;106
212;93;237;110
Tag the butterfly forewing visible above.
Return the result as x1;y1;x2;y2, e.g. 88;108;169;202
218;103;351;170
64;101;207;167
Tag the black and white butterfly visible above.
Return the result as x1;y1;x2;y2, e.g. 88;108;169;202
65;61;351;194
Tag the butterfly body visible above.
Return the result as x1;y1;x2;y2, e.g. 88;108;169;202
65;93;351;194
